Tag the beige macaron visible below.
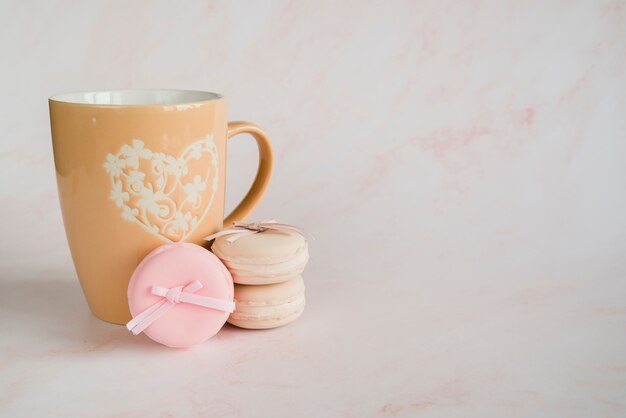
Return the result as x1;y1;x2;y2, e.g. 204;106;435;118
228;276;305;329
211;229;309;285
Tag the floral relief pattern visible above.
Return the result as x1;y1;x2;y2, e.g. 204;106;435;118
104;135;219;242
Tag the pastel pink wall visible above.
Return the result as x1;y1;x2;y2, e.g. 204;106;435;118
3;1;625;277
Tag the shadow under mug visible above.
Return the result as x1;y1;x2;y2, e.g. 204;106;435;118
49;89;273;324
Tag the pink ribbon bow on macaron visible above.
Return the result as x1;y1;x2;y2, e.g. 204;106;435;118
126;280;235;335
204;220;311;243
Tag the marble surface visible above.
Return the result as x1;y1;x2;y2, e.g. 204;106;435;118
1;1;626;416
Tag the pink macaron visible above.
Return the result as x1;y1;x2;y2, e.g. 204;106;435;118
127;243;234;348
211;228;309;285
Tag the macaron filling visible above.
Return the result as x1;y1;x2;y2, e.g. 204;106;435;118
218;248;309;283
230;293;305;321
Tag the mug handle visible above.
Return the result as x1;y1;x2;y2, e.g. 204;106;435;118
223;121;274;226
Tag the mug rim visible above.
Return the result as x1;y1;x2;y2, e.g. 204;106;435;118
49;89;223;107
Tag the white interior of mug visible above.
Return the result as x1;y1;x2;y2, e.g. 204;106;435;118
49;89;222;106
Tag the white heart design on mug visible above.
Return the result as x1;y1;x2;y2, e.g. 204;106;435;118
103;134;219;242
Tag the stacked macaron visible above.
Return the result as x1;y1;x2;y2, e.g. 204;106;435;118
211;225;309;329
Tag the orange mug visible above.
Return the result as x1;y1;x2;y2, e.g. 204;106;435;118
49;89;273;324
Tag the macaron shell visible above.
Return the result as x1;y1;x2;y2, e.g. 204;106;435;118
211;230;309;284
212;229;307;264
127;243;234;348
228;276;305;329
228;300;304;329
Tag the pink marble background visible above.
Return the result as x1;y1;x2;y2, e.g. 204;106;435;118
1;1;625;416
